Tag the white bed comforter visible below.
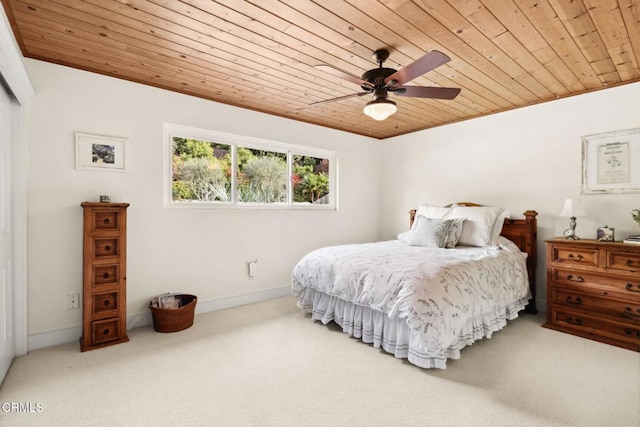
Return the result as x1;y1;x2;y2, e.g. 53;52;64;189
292;237;530;363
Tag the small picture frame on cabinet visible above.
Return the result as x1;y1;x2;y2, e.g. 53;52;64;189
596;225;615;242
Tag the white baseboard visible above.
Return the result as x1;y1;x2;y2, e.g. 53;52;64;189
27;286;291;352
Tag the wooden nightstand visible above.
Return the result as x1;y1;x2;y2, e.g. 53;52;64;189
543;238;640;351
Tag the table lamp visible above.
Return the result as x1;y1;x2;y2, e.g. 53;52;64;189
560;198;586;240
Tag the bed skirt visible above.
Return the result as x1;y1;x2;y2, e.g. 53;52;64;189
295;287;527;369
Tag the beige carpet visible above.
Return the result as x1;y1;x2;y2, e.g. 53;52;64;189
1;296;638;427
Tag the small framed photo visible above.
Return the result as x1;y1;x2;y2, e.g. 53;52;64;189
596;226;615;242
75;133;128;172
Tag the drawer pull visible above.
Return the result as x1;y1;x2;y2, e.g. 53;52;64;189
626;259;638;267
104;300;110;307
566;274;584;283
622;307;640;319
104;245;111;252
565;316;582;326
104;218;110;224
626;283;640;293
103;328;110;335
103;272;110;279
567;253;584;261
624;328;640;338
566;296;582;305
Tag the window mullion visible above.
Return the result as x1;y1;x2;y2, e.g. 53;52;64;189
231;144;238;204
287;152;293;206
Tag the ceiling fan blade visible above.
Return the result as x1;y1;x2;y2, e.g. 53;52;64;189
315;65;374;88
309;92;369;105
385;50;451;87
393;86;461;100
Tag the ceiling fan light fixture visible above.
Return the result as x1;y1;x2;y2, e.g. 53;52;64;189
363;98;397;121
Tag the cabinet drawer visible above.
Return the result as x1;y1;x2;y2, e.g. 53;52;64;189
93;238;120;258
550;245;598;267
550;287;640;323
91;318;122;345
92;264;120;287
92;291;119;317
607;250;640;272
550;308;640;345
92;210;121;231
551;267;640;297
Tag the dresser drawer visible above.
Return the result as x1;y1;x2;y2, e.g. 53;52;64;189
93;237;120;258
550;308;640;345
92;210;122;231
92;264;120;287
606;250;640;272
550;287;640;323
551;267;640;297
92;291;120;317
91;318;122;345
549;245;598;267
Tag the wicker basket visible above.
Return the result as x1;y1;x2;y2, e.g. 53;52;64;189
149;294;197;333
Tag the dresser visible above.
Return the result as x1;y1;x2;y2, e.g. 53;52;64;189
80;202;129;351
543;239;640;351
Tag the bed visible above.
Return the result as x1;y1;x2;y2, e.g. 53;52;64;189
292;203;538;369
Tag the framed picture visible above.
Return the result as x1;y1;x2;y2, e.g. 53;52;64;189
596;226;615;242
581;127;640;194
75;133;128;172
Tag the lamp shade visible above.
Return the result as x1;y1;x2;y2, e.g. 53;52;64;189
363;98;397;121
560;198;586;217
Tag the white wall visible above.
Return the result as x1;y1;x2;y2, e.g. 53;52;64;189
381;82;640;307
24;59;382;339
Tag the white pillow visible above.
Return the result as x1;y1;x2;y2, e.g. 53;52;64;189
414;205;451;227
397;230;411;243
449;206;507;247
492;209;510;244
407;216;455;248
444;217;465;248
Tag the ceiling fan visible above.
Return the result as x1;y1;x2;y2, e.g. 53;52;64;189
312;49;461;121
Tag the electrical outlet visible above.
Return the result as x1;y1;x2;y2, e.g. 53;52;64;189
66;293;80;310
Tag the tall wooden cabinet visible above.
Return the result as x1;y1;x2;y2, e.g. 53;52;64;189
543;239;640;351
80;202;129;351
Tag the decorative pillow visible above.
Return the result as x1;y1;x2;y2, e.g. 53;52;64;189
449;206;506;247
444;217;465;248
407;216;455;248
411;205;464;248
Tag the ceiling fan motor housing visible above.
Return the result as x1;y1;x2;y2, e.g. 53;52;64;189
361;67;397;90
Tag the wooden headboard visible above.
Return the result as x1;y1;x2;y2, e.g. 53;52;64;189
409;203;539;314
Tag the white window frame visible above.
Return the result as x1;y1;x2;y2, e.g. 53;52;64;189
163;123;337;210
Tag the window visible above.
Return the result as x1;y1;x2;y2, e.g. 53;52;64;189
164;123;337;209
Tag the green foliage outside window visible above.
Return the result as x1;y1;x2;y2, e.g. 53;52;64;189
238;153;287;203
293;155;329;203
172;137;330;204
172;137;231;201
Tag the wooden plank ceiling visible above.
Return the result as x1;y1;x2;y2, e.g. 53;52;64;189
2;0;639;139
